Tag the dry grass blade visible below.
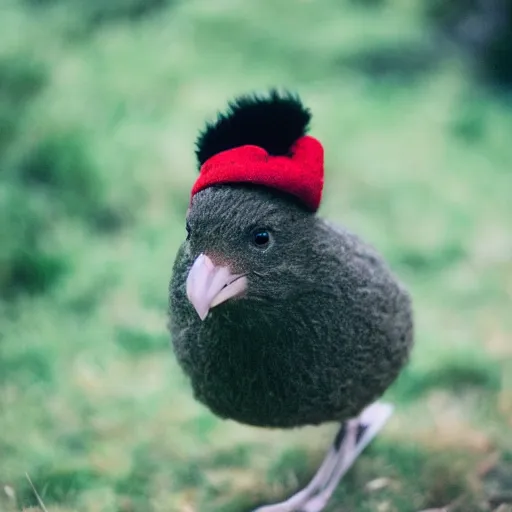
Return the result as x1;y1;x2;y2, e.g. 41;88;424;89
25;473;49;512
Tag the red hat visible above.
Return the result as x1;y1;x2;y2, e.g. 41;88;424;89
191;90;324;212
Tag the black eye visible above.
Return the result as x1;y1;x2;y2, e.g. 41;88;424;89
252;229;271;247
186;222;191;241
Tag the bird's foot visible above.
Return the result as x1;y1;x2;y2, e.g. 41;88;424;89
252;401;393;512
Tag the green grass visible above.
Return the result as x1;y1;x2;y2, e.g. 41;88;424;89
1;0;511;511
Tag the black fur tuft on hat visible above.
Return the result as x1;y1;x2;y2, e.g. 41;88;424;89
195;89;311;168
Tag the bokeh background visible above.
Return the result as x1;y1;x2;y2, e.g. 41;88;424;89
1;0;512;511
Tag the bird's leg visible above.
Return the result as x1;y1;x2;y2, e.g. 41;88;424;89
299;402;394;512
252;402;393;512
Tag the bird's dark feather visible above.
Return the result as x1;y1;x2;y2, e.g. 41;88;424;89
169;186;414;429
195;89;312;167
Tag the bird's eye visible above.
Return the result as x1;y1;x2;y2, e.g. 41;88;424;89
252;229;271;248
186;222;191;241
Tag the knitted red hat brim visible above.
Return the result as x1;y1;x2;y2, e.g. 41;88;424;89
191;135;324;212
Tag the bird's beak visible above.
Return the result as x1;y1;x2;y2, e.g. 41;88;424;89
186;253;248;321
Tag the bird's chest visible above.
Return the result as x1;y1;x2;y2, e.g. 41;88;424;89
174;320;334;428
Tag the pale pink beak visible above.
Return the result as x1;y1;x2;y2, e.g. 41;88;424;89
186;253;248;321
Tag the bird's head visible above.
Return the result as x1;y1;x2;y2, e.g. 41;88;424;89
182;89;325;321
185;184;321;320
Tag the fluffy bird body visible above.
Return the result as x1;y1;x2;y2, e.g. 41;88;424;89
169;185;412;429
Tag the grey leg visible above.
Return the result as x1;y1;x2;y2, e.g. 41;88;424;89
252;402;393;512
253;444;340;512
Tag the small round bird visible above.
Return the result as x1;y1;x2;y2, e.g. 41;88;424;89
168;90;414;512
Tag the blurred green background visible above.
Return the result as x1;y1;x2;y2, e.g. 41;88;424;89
1;0;512;511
